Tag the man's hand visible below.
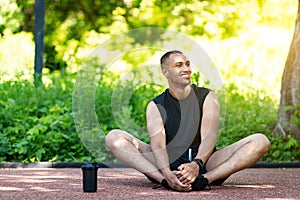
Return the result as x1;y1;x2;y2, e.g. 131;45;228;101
163;170;192;191
175;162;199;185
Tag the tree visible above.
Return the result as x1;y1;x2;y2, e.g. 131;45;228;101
0;0;24;35
15;0;242;72
275;0;300;139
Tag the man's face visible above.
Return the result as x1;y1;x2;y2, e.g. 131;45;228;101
162;53;192;86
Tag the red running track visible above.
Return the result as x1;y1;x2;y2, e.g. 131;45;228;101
0;168;299;200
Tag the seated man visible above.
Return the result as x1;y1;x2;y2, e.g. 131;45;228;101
105;50;270;192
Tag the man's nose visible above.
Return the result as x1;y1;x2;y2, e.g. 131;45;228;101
182;64;190;71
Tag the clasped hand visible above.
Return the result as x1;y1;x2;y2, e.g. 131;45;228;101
165;162;199;191
175;162;199;185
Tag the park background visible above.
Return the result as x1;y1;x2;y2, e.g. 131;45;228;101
0;0;299;163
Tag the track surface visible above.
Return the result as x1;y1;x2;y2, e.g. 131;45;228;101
0;168;299;200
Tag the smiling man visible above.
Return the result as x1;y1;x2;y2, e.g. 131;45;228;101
105;50;270;192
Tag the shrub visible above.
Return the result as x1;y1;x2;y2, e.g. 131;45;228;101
0;74;91;162
0;72;299;162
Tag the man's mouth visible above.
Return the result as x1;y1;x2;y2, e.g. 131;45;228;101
181;74;190;79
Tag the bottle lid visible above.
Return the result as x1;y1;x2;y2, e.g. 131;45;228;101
81;162;98;169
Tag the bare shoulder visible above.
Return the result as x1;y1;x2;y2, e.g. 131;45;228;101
146;101;163;123
203;90;220;109
146;101;165;138
146;101;159;115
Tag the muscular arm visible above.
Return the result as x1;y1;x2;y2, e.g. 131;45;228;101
177;91;220;184
196;91;220;163
146;101;170;176
146;101;191;191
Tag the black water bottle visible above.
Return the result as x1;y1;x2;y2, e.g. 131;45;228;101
81;162;98;192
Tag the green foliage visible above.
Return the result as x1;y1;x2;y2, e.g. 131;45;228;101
4;0;296;72
290;97;300;128
266;135;300;162
0;0;24;34
0;0;299;163
0;32;34;82
216;83;300;161
217;84;274;144
1;72;299;162
0;74;91;162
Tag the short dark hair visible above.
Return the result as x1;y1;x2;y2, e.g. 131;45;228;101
160;50;183;67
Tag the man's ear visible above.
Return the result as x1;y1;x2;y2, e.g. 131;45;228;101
162;68;169;78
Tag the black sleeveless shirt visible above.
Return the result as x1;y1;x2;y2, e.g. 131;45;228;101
153;84;210;163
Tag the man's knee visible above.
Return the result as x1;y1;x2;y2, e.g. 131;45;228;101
105;129;126;149
252;133;271;153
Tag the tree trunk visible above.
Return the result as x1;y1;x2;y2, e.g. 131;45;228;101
275;0;300;139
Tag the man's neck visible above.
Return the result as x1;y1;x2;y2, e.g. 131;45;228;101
169;85;191;100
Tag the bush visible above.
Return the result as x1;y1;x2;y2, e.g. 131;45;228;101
217;83;300;161
0;74;91;162
0;72;299;162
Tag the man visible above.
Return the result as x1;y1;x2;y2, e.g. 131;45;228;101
105;50;270;192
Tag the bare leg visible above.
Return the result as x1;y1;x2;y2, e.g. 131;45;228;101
204;133;270;183
105;129;165;182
